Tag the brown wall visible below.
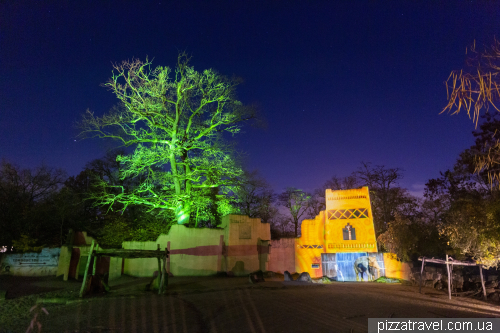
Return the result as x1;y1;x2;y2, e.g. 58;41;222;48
268;238;296;274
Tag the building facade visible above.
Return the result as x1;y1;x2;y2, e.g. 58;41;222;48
296;187;383;280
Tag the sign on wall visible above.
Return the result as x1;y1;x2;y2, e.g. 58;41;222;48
0;248;60;276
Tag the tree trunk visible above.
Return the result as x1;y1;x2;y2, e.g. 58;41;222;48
210;186;221;226
60;217;64;246
175;201;190;225
169;150;190;225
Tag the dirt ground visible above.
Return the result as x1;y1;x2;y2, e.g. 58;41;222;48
1;275;500;333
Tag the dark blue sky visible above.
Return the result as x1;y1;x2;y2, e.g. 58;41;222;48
1;1;499;195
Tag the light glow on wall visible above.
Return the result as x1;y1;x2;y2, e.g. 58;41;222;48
295;187;380;279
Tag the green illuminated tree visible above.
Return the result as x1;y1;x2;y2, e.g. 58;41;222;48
79;54;255;225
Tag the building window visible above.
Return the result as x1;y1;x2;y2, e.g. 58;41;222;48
342;223;356;240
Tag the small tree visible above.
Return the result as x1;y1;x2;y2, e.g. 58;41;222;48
234;170;276;222
356;162;404;235
278;187;310;237
79;54;256;225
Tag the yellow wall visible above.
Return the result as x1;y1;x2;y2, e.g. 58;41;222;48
383;253;411;280
295;211;325;278
122;215;271;277
324;187;377;253
56;245;71;279
123;224;224;277
295;187;379;278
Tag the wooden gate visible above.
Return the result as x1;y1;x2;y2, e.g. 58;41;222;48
321;253;337;279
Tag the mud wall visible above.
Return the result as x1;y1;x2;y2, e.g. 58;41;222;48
268;238;296;274
122;215;271;277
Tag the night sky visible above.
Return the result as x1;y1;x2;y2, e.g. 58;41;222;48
1;1;500;196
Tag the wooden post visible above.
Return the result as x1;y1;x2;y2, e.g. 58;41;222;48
450;263;453;296
79;240;95;298
419;257;425;294
162;248;168;291
157;244;161;290
158;258;164;295
480;264;487;300
92;244;98;276
446;254;451;300
159;251;168;295
167;241;171;274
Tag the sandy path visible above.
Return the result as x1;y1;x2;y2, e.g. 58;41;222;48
32;277;500;333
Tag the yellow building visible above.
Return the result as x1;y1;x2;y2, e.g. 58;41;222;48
296;187;381;280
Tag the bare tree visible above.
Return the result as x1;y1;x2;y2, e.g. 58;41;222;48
234;170;276;222
0;161;67;204
355;162;404;234
50;187;80;246
310;175;361;216
324;175;360;191
0;161;66;251
269;213;294;238
278;187;311;237
79;54;256;225
306;193;325;218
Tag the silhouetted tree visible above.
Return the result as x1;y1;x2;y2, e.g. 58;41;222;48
234;170;277;222
310;175;361;217
0;160;66;251
355;162;404;234
278;187;310;237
